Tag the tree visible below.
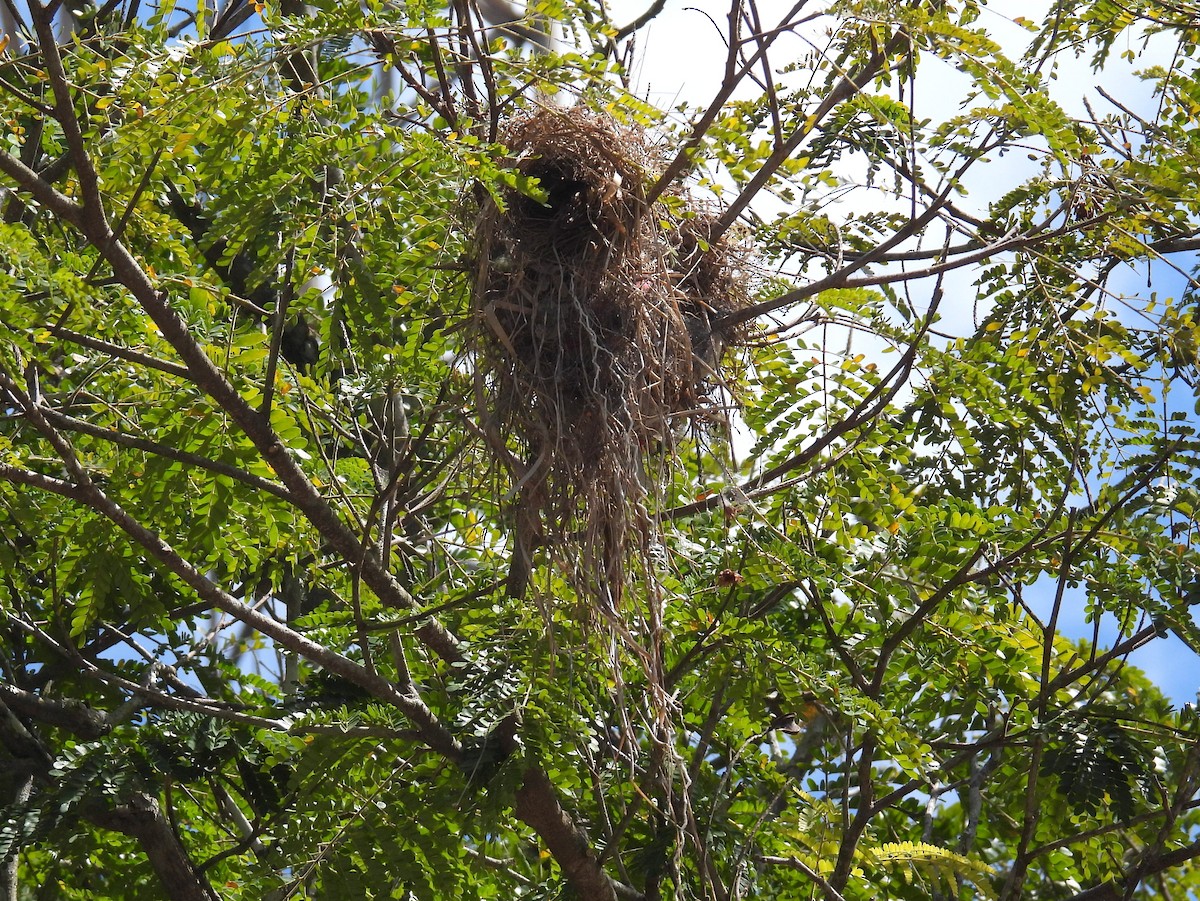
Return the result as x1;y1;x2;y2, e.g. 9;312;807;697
1;0;1199;897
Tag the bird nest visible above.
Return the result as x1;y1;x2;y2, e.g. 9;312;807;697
471;108;749;605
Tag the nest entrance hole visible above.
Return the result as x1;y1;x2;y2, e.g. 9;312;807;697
517;160;592;229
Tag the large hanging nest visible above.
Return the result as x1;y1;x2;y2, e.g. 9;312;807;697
472;107;749;606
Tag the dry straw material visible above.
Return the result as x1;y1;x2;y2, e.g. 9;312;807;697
471;107;749;605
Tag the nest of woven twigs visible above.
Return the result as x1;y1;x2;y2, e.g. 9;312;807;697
471;108;749;605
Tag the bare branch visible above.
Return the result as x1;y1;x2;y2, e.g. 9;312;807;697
46;323;192;379
645;0;813;207
614;0;667;40
713;25;909;236
758;855;848;901
42;407;295;503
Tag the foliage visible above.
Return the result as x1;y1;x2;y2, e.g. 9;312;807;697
0;0;1199;899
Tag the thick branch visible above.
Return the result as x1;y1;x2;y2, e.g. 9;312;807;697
0;147;83;225
1;121;461;663
0;455;622;901
29;1;104;215
85;793;219;901
1068;839;1200;901
0;683;110;740
0;685;213;900
1;34;636;901
514;767;626;901
830;735;876;891
0;696;53;769
99;240;465;663
0;376;462;761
